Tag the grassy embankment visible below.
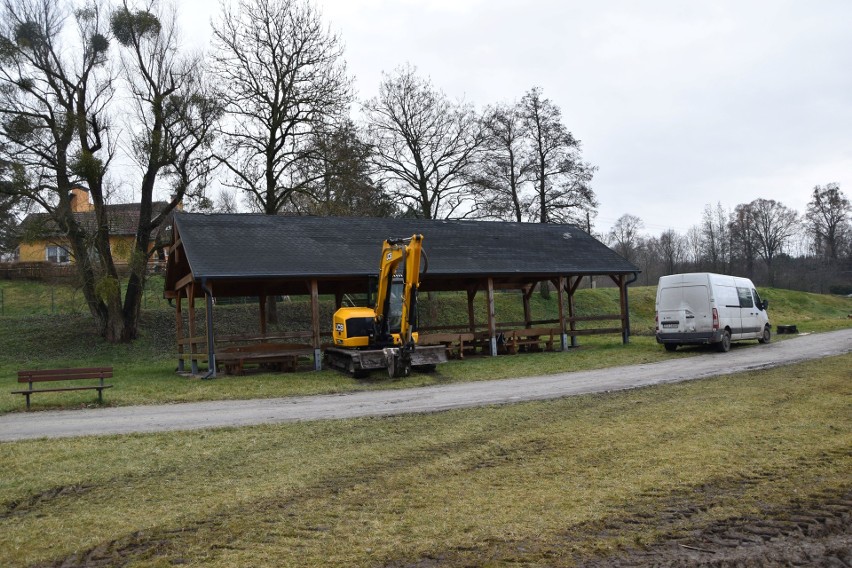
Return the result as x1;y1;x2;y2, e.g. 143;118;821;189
0;354;849;567
0;279;850;413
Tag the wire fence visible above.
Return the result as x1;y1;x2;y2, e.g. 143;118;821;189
0;278;170;317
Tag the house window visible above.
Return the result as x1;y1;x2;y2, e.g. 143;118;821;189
46;245;70;264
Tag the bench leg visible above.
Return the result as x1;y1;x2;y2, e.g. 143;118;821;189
25;392;31;410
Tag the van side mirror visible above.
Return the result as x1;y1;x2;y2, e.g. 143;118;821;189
761;300;768;311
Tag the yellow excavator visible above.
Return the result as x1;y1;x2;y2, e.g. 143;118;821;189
324;234;447;378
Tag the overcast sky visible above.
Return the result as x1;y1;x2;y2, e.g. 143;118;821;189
178;0;851;235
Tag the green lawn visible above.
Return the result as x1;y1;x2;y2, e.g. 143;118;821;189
0;284;849;413
1;354;848;567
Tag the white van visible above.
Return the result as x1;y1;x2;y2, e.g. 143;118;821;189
655;273;770;352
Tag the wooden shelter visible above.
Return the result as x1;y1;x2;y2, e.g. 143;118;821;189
163;213;640;377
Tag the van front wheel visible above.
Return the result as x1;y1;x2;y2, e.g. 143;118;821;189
758;326;771;344
716;330;731;353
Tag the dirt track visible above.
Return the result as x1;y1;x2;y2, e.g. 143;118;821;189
0;328;849;442
578;487;852;567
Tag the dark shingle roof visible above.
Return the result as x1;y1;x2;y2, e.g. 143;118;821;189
21;202;173;241
173;213;638;287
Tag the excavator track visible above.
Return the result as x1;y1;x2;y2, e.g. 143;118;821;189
324;345;447;378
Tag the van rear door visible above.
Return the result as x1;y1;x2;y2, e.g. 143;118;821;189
658;284;712;333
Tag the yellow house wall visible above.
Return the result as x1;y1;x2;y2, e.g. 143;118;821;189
18;242;46;262
18;236;156;264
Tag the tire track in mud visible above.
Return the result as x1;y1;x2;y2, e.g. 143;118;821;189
382;448;852;567
27;425;511;567
0;484;95;521
578;489;852;567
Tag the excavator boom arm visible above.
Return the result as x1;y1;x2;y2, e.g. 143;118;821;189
373;234;423;346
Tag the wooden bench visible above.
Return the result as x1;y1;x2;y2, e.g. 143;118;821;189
418;332;477;359
12;367;113;410
216;343;314;375
504;327;561;354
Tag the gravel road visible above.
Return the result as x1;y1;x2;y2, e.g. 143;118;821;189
1;329;849;442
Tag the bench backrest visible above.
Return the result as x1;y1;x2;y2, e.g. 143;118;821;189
18;367;113;383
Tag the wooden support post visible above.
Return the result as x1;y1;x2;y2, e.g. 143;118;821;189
310;279;322;370
335;290;344;310
618;274;629;345
522;285;533;328
466;287;477;333
175;292;184;373
487;277;497;356
567;276;581;348
188;283;198;375
204;281;216;378
557;275;567;350
259;293;267;336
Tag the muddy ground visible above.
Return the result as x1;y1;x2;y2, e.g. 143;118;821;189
578;489;852;567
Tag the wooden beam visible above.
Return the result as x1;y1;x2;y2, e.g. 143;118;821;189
557;275;567;350
188;283;198;375
466;287;478;334
569;275;584;295
618;274;629;344
310;279;322;370
487;277;497;356
176;273;195;292
566;276;578;347
204;281;216;378
259;294;267;336
522;285;533;328
175;293;184;373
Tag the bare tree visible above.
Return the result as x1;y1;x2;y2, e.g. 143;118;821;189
211;0;350;322
293;120;397;217
0;0;123;337
806;183;850;261
729;202;757;278
111;0;221;339
214;189;239;213
520;87;596;225
656;229;685;275
0;0;218;341
210;0;351;215
746;198;798;286
607;213;644;264
362;64;483;219
700;202;730;273
471;102;532;222
684;225;703;267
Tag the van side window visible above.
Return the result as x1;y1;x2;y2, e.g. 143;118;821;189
737;287;754;308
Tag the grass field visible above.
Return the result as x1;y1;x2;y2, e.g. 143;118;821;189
0;282;849;565
0;354;849;567
0;283;849;413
